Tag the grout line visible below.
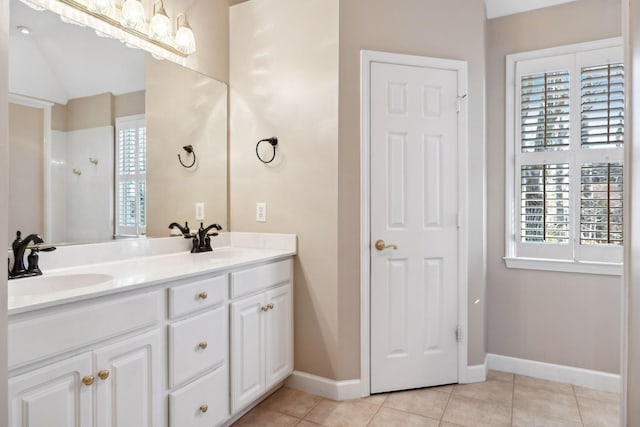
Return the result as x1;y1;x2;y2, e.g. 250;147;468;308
440;386;455;423
364;396;386;426
572;385;586;426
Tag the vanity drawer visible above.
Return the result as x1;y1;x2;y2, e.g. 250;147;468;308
169;274;228;318
168;306;228;387
169;364;228;427
9;292;162;370
230;259;292;299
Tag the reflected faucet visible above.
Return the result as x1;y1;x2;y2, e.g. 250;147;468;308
168;221;191;238
9;231;56;279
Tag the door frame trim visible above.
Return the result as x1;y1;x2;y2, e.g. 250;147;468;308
359;50;470;396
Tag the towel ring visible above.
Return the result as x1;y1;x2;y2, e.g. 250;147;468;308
256;137;278;164
178;145;196;168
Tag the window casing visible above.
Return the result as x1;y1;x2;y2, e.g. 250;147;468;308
505;38;623;275
115;115;147;237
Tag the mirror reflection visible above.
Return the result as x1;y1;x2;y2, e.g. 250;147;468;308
8;0;228;246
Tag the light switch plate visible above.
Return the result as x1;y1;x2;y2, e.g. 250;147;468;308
256;202;266;222
195;203;205;220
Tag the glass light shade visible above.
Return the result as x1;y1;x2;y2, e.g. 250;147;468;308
175;25;196;55
149;11;171;43
88;0;113;14
121;0;145;29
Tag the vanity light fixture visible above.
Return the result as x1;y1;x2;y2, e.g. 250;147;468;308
149;0;171;43
120;0;145;30
174;13;196;55
28;0;197;58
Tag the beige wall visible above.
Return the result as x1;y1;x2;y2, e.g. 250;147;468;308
338;0;488;374
230;0;340;379
168;0;229;83
113;90;145;119
1;0;9;417
8;103;43;237
52;103;67;132
67;93;112;131
486;0;623;373
146;57;228;237
230;0;486;381
627;0;639;422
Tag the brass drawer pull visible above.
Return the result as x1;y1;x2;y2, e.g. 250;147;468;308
98;370;110;380
82;375;95;386
261;306;268;312
198;292;208;300
198;342;208;350
267;303;274;310
200;404;209;413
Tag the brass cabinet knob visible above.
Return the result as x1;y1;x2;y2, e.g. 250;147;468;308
199;404;209;413
198;292;208;300
198;342;208;350
375;240;398;251
82;375;95;386
267;303;274;310
98;370;110;380
261;306;268;312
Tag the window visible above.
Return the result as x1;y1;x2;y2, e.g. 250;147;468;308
505;38;624;275
115;115;146;237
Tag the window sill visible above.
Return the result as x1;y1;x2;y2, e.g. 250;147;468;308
504;257;622;276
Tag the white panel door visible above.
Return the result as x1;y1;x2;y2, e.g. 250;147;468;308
231;293;266;412
8;354;92;427
265;284;293;389
370;61;460;393
94;330;162;427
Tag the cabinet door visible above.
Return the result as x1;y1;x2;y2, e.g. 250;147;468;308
9;353;93;427
94;330;162;427
231;293;266;412
265;284;293;388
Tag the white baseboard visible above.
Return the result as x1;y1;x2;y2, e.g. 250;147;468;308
487;353;621;393
461;359;487;384
285;371;363;401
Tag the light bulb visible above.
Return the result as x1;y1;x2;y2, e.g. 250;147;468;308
175;14;196;55
88;0;113;14
149;2;171;43
121;0;145;30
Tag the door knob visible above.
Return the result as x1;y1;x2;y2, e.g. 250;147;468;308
375;240;398;251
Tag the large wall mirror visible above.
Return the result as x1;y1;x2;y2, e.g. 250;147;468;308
8;0;228;246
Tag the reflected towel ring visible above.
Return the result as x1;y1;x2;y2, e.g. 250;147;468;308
178;145;196;168
256;137;278;164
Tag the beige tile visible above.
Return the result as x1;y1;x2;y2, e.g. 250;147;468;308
578;395;621;427
431;384;455;394
513;384;581;422
452;379;513;404
441;395;511;427
383;388;450;419
304;399;379;427
439;422;465;427
512;408;583;427
368;407;439;427
487;370;514;383
296;421;325;427
260;386;323;418
514;375;574;395
574;385;621;404
234;407;300;427
359;393;387;406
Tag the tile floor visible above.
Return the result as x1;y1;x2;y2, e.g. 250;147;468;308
232;371;620;427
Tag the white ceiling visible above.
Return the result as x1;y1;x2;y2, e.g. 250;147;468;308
485;0;579;19
9;0;145;105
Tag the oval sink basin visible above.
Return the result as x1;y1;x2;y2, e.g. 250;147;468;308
9;273;115;298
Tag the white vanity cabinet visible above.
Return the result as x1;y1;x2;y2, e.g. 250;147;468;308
167;274;229;427
8;329;162;427
8;253;295;427
230;259;293;413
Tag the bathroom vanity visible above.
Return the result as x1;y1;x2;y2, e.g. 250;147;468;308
7;233;295;427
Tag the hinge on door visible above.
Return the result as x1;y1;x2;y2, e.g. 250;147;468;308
456;94;467;113
455;326;463;343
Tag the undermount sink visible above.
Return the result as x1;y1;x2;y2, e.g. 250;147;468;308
9;273;115;298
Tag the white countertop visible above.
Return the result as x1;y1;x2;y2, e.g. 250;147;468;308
8;233;296;315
